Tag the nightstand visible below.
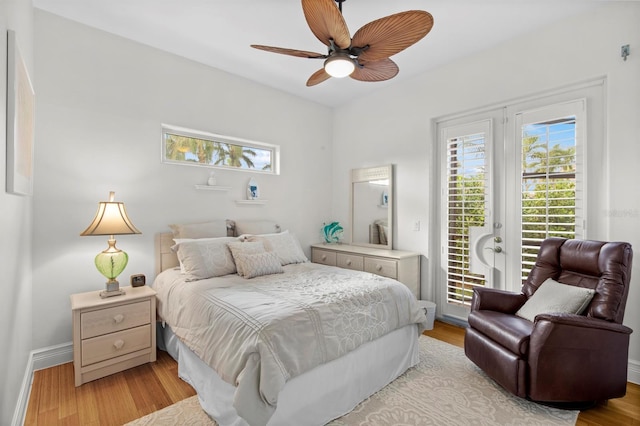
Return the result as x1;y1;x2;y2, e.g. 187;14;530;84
71;285;157;386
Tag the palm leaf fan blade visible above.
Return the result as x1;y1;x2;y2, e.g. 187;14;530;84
352;11;434;63
307;68;332;86
351;58;399;82
251;45;326;59
302;0;351;49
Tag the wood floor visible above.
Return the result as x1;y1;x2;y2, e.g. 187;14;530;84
24;321;639;425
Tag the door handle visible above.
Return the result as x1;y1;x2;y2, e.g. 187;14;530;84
485;246;502;253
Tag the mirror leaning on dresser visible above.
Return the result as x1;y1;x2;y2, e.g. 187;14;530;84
311;164;420;299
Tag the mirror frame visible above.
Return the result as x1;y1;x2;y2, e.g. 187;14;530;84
350;164;393;250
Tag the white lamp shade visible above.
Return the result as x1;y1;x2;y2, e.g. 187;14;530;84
80;192;141;236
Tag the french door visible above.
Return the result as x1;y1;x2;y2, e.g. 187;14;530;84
437;82;603;322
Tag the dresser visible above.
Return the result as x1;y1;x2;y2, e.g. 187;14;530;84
70;285;157;386
311;244;421;298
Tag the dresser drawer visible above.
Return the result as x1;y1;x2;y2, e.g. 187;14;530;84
337;253;364;271
81;300;151;339
312;248;337;266
364;257;398;279
81;324;151;366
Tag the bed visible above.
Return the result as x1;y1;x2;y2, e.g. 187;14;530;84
152;220;427;426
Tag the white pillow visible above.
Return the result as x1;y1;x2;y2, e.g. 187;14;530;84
227;241;266;276
169;220;228;239
234;251;284;279
515;278;595;322
234;220;281;236
245;230;308;265
174;237;237;280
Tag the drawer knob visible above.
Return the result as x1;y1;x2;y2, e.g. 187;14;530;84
321;255;327;261
376;265;383;271
113;339;125;350
346;259;352;265
113;314;124;324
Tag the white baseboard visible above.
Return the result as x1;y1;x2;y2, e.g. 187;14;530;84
11;351;33;426
31;341;73;372
628;358;640;385
12;342;72;426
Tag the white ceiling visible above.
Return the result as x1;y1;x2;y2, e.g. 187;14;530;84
33;0;606;107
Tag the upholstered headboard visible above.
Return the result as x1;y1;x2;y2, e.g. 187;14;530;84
155;232;179;277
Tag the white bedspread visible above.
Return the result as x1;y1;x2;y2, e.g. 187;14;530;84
153;262;427;426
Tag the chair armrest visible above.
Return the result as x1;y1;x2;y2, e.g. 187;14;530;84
470;287;527;314
534;313;633;334
528;313;632;401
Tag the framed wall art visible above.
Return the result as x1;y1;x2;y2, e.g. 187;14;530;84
6;30;35;196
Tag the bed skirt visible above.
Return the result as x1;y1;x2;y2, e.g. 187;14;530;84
158;323;420;426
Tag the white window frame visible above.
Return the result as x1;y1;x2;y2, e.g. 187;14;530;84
161;124;280;175
513;100;585;282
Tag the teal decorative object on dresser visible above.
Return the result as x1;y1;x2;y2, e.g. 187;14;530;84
322;222;344;244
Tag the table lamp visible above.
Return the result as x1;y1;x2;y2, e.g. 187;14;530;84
80;191;141;298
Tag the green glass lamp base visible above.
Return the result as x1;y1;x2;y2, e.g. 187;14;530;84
95;238;128;298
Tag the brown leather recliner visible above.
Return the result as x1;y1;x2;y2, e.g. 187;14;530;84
464;238;633;404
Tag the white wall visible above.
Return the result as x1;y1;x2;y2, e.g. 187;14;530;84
0;0;34;423
27;1;639;408
332;2;640;373
32;11;333;350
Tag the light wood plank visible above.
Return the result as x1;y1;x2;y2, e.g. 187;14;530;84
57;362;78;421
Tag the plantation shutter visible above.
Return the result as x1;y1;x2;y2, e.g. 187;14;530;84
444;122;490;306
518;102;583;281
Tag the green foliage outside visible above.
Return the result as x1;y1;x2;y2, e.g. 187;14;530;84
520;133;576;278
165;133;271;171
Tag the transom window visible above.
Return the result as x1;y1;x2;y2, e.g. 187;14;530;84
161;125;280;174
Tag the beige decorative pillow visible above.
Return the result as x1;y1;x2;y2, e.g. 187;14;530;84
169;220;228;239
174;237;237;280
227;241;266;276
245;230;308;265
515;278;595;322
234;251;284;279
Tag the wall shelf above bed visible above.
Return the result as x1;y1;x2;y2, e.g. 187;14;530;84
194;184;232;191
235;200;268;205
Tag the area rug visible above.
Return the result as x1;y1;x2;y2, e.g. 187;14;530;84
126;336;578;426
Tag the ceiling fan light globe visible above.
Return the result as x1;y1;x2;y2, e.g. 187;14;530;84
324;55;355;78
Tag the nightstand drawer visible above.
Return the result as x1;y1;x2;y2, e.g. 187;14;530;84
364;257;397;279
81;300;150;339
81;324;151;366
312;248;337;266
337;253;364;271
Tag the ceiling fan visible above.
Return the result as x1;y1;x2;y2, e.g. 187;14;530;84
251;0;434;87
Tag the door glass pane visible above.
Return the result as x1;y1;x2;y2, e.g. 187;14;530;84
521;117;577;280
446;132;488;306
